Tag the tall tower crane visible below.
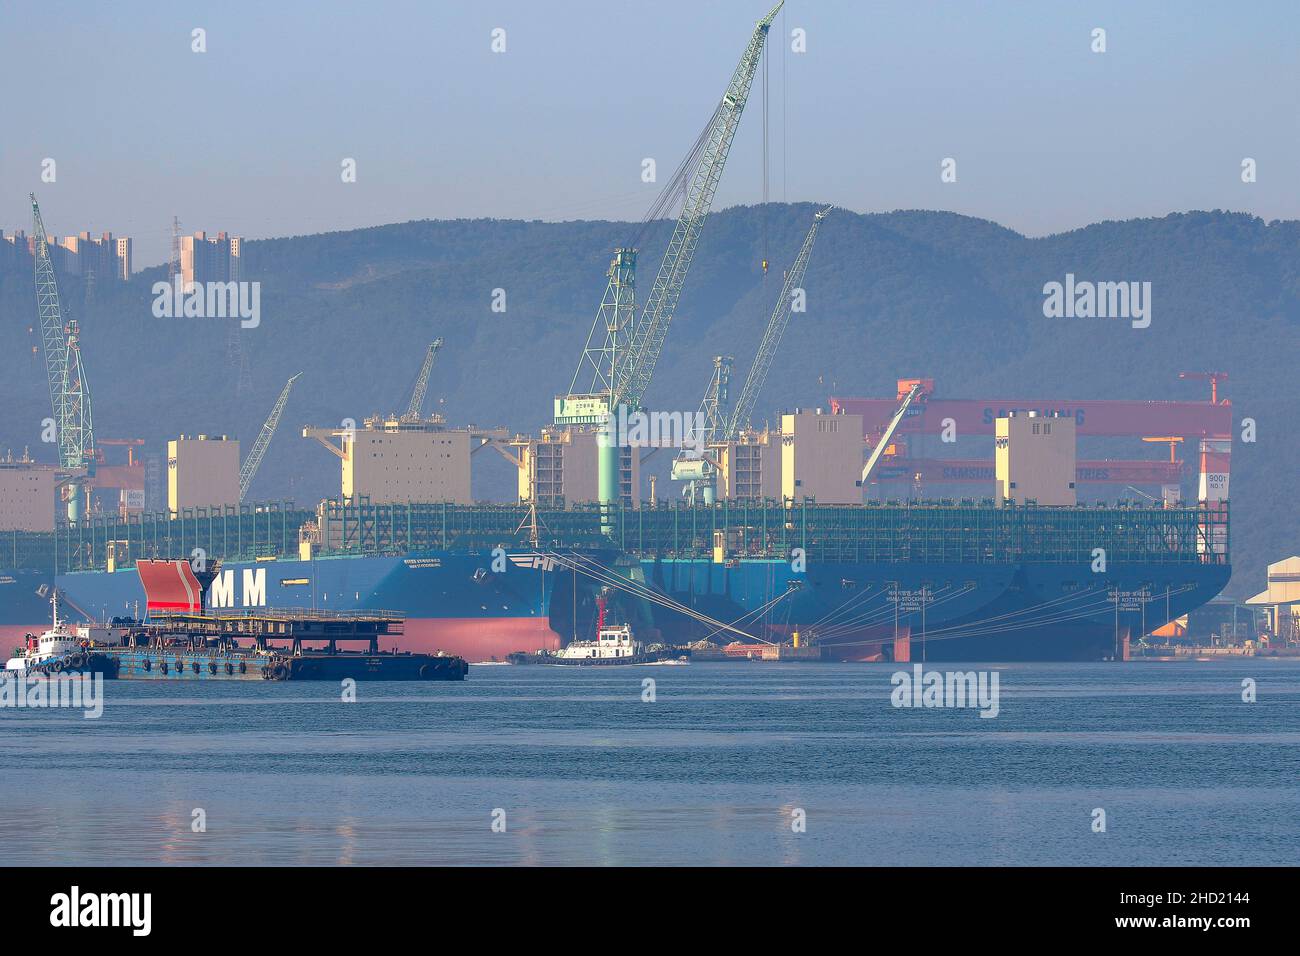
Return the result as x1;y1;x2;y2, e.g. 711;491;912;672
723;205;832;441
239;373;301;502
562;248;637;420
612;0;784;414
550;2;781;526
672;207;832;502
31;194;95;522
401;338;444;422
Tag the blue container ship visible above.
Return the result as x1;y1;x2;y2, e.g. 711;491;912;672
48;550;604;662
1;500;1231;662
635;556;1230;660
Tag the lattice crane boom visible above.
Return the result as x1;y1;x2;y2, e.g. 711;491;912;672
861;383;924;485
239;373;301;501
402;338;443;422
612;0;783;412
725;205;832;441
31;194;94;473
566;248;637;402
696;355;734;445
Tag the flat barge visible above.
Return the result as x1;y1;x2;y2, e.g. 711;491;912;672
17;559;468;681
88;608;468;681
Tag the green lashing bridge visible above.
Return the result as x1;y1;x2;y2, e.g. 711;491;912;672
37;498;1229;573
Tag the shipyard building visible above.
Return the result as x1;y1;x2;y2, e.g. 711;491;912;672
1247;556;1300;645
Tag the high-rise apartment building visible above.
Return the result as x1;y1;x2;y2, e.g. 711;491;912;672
1;228;131;280
180;231;242;285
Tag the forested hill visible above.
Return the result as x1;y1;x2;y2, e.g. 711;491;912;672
1;204;1295;597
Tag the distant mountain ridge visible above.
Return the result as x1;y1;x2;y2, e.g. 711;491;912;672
1;203;1294;597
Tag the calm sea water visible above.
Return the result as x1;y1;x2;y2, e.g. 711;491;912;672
2;660;1297;866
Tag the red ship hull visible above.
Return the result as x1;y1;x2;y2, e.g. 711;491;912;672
0;623;45;651
382;617;561;662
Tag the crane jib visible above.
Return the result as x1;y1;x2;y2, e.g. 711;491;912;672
724;206;832;442
31;194;95;474
609;3;781;412
239;373;301;502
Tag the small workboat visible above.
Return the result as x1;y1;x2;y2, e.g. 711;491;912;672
4;593;99;676
549;623;651;665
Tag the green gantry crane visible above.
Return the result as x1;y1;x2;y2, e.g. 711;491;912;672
672;206;833;502
557;2;784;526
612;0;785;413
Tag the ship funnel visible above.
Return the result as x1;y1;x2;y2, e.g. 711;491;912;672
136;559;219;616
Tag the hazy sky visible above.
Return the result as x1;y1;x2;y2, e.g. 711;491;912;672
2;0;1297;267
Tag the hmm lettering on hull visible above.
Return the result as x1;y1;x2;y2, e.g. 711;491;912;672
509;554;558;572
208;568;268;608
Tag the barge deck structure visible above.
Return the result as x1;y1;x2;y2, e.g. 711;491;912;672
94;607;467;681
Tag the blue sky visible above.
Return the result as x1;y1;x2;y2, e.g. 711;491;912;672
2;0;1296;266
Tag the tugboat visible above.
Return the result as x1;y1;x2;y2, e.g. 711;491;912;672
4;593;113;677
508;591;673;665
550;621;649;665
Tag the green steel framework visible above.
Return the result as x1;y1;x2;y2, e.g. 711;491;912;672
38;499;1229;573
606;499;1228;565
51;503;308;574
3;531;58;571
315;499;609;555
564;249;637;409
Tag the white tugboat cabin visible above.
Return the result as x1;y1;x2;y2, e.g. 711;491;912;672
555;623;644;662
5;593;83;674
